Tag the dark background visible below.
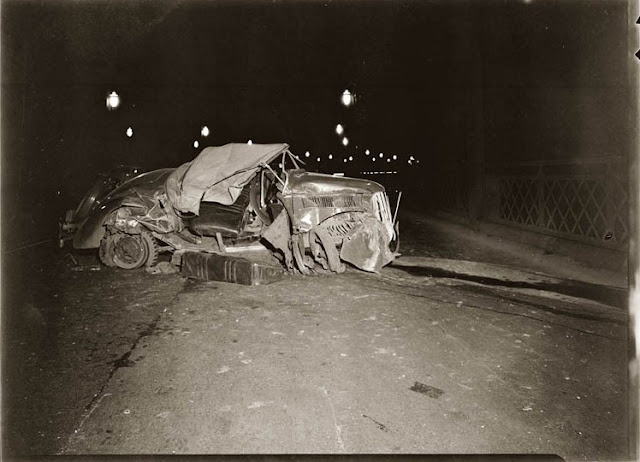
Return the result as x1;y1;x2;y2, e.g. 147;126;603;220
1;0;633;251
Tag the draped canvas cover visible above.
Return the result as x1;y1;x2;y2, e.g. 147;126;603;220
166;143;288;215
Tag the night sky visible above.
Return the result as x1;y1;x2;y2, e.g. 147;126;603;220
1;0;633;249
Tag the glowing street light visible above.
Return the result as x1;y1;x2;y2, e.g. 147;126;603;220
341;89;354;107
106;91;120;110
342;137;349;147
201;126;210;137
335;124;344;136
126;127;133;138
379;152;384;158
392;155;397;160
247;140;253;145
193;140;200;148
365;149;370;156
328;154;333;160
316;157;321;162
305;151;310;158
348;156;353;161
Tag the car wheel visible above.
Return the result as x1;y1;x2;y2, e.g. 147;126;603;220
106;229;159;269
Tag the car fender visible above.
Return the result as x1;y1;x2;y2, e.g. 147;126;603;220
72;198;127;249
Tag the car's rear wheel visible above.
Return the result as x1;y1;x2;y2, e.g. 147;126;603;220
99;229;159;269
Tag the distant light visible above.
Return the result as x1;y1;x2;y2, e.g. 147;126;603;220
341;89;354;107
193;140;199;148
343;158;347;163
365;149;370;156
409;155;415;160
126;127;133;138
392;155;397;160
372;157;376;162
336;124;344;136
106;91;120;110
329;154;333;160
379;153;383;158
348;156;353;161
342;137;349;147
305;151;310;158
317;157;321;162
247;140;253;145
387;158;391;163
201;126;210;137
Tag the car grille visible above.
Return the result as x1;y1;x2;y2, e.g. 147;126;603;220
372;191;395;239
302;195;361;208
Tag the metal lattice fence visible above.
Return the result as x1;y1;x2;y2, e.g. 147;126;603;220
493;159;628;249
434;158;629;250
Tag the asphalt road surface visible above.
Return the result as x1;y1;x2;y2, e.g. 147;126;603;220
2;211;630;460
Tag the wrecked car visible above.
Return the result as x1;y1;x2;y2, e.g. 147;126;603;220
59;165;143;247
62;143;399;274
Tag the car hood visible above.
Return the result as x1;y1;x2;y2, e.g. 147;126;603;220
287;170;385;195
167;143;289;215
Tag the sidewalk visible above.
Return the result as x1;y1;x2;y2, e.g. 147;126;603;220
398;209;628;290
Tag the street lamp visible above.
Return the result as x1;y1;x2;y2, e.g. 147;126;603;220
106;91;120;110
126;127;133;138
201;126;210;137
335;124;344;136
342;137;349;147
341;89;354;107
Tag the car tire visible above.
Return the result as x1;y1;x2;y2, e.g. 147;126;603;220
141;229;160;268
99;234;116;267
102;229;159;269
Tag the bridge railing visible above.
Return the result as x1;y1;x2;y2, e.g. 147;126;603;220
432;157;628;250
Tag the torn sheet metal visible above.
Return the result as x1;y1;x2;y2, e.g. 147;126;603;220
339;217;397;273
261;209;294;271
180;251;283;285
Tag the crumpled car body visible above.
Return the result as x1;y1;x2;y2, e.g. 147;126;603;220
67;143;399;273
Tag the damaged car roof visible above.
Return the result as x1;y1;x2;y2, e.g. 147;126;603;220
167;143;289;214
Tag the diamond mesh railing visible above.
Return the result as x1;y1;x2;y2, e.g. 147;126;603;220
432;158;628;250
491;158;628;249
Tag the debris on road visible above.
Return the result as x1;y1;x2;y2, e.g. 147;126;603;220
145;262;178;275
180;251;283;285
410;382;445;399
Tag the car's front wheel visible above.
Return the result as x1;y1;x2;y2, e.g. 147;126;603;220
99;229;159;269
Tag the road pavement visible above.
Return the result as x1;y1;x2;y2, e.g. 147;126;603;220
2;211;631;460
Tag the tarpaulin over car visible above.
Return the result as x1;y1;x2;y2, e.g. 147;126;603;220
166;143;289;215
